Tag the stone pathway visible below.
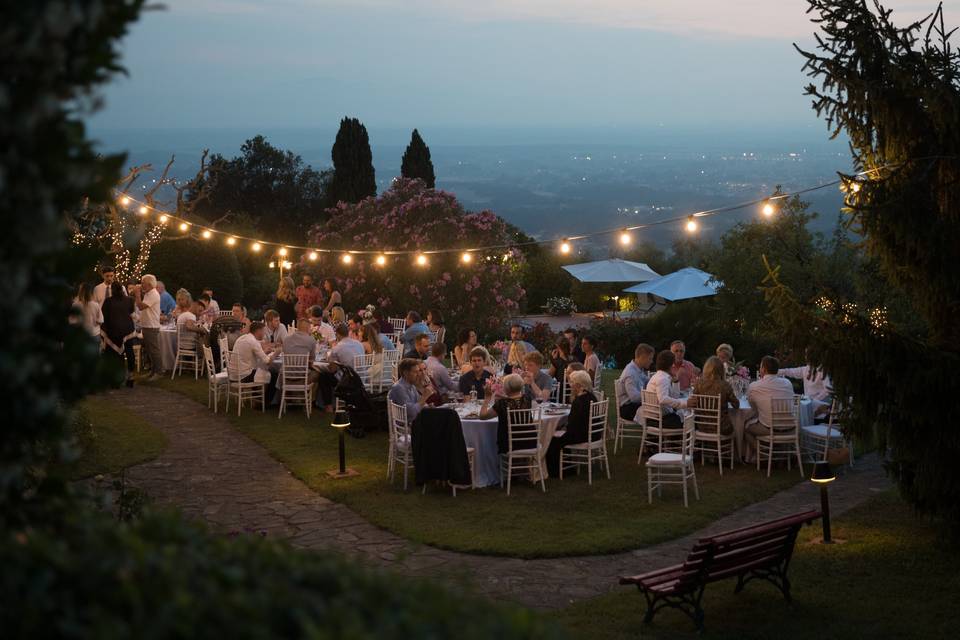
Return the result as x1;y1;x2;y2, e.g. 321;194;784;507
111;386;890;610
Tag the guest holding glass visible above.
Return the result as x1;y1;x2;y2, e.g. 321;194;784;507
133;274;165;380
646;349;688;427
521;351;553;403
780;349;833;417
548;338;572;386
458;347;493;400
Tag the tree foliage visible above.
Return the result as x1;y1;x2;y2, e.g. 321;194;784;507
149;238;244;304
400;128;436;188
768;0;960;526
328;117;377;205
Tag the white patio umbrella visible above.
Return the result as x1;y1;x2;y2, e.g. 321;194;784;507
561;258;660;283
622;267;720;301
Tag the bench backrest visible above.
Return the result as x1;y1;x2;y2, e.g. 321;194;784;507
673;510;820;590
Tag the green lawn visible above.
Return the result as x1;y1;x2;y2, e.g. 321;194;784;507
64;396;168;479
558;491;960;639
150;372;806;558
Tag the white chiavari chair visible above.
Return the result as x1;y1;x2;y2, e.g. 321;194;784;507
202;345;228;413
646;416;699;507
613;381;645;453
800;398;853;467
225;351;265;416
171;325;202;379
560;398;611;484
691;393;735;476
637;389;684;463
500;406;546;496
278;353;312;418
756;397;804;477
387;400;414;491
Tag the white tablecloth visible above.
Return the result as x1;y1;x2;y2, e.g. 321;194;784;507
159;327;178;371
456;403;569;487
730;396;814;458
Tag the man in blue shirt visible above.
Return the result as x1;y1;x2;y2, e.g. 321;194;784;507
388;358;428;423
401;310;430;357
157;281;176;316
616;343;655;420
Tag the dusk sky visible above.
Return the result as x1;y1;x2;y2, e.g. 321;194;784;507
94;1;955;135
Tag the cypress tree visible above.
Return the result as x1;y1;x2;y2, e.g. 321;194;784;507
328;117;376;205
400;128;436;188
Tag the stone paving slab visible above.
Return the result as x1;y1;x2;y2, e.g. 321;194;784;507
109;386;891;610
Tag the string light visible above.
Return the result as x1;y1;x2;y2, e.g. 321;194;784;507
138;206;148;215
308;251;318;261
685;216;698;233
461;252;473;264
158;214;169;224
268;261;276;269
375;254;387;266
619;230;632;245
341;253;353;265
278;247;288;257
762;201;776;217
850;181;861;193
416;254;428;267
201;230;212;239
226;237;236;246
252;242;262;252
178;222;189;232
560;239;571;254
283;260;293;269
120;196;130;206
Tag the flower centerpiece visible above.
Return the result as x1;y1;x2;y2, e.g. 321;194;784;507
545;296;577;316
488;340;507;358
728;363;751;397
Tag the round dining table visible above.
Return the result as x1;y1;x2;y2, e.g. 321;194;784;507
453;401;570;488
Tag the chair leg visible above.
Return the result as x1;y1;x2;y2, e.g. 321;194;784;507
682;473;689;507
506;459;512;496
647;468;653;504
538;457;547;493
795;441;805;477
587;453;593;485
717;441;724;477
559;451;565;480
605;451;611;479
767;441;774;477
637;430;648;465
403;456;409;492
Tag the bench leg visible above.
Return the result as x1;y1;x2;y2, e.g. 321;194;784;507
734;563;793;603
638;586;706;632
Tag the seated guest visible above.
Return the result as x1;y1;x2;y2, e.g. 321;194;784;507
548;338;572;385
478;373;532;455
197;293;217;324
780;350;833;417
172;288;192;319
521;351;553;403
157;280;176;316
372;308;393;335
426;309;444;334
563;327;585;364
745;356;795;460
263;309;288;346
616;343;654;421
283;318;320;394
348;313;364;338
329;305;346;328
458;347;494;399
202;288;221;315
316;323;366;411
307;305;336;343
545;370;598;477
410;333;431;360
400;311;430;356
360;323;387;384
687;356;736;435
414;359;444;407
716;343;736;377
505;324;535;370
231;303;252;334
176;298;206;336
454;328;479;371
388;358;428;423
581;335;600;382
646;349;688;427
234;321;278;403
670;340;700;391
426;342;458;396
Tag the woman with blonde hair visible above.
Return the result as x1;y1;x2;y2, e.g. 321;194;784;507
545;369;597;477
478;373;534;455
715;343;735;376
329;305;346;327
688;355;736;435
274;276;297;327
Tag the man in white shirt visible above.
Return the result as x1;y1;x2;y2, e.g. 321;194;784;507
617;343;654;420
92;265;124;305
425;342;458;396
134;273;165;379
308;305;336;343
645;349;688;427
745;356;796;460
263;309;288;346
234;321;278;402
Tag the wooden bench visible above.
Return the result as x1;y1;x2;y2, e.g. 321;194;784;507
619;510;821;631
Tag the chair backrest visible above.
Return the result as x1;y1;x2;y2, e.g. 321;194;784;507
435;326;445;345
217;335;229;369
380;350;400;386
281;353;310;386
770;397;797;432
218;310;233;317
202;345;217;380
680;417;697;457
592;363;603;388
388;400;410;442
506;406;541;453
388;317;406;333
226;351;243;383
640;389;662;426
549;371;565;403
589;399;608;444
690;393;721;433
427;330;438;345
593;389;605;403
177;324;197;351
353;352;376;383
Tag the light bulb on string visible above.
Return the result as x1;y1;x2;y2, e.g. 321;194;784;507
461;252;473;264
619;229;632;245
138;206;148;215
179;222;189;232
416;253;428;267
375;254;387;266
341;253;353;265
283;260;293;269
269;261;276;269
762;201;776;217
252;242;262;252
158;214;169;224
308;251;318;261
201;229;212;239
685;216;698;233
560;239;571;254
278;247;288;257
120;196;131;206
226;237;237;246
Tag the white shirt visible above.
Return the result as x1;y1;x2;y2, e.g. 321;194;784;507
92;282;125;306
207;298;220;314
748;374;795;427
646;370;687;414
780;366;831;402
77;299;103;337
265;322;288;344
330;337;365;368
139;288;161;329
176;311;197;327
312;321;336;343
234;333;272;379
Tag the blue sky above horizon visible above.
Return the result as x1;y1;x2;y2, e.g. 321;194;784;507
94;0;957;138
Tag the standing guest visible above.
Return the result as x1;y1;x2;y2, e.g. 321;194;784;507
372;308;393;335
744;356;796;461
400;311;430;357
388;358;428;423
202;288;220;316
505;324;535;370
426;342;458;396
521;351;553;403
716;343;736;377
322;278;342;314
234;321;278;404
308;305;336;343
274;276;298;327
454;328;479;370
670;340;701;391
581;335;601;382
133;274;165;379
646;349;688;427
316;323;365;411
780;350;833;417
92;265;124;305
263;309;288;346
101;282;138;388
563;328;585;364
458;347;494;399
283;318;320;396
231;303;252;334
616;343;655;420
73;282;103;343
411;333;431;361
198;293;217;324
687;356;736;435
295;274;323;319
156;281;176;316
426;309;444;335
548;338;572;385
478;373;533;456
545;370;597;477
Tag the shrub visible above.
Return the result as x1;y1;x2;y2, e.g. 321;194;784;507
545;296;577;316
149;238;243;304
527;322;558;354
